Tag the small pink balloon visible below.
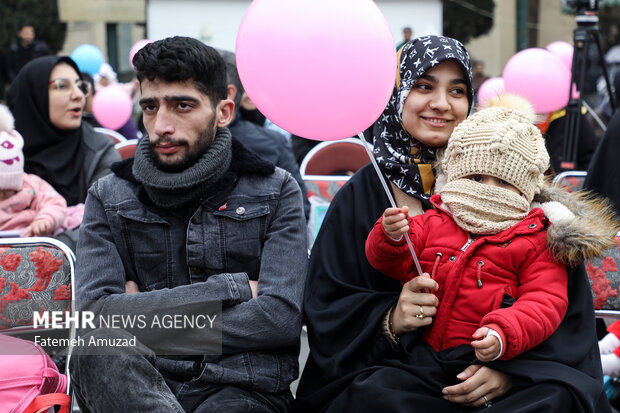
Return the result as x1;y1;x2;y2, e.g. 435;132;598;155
476;77;505;108
129;39;152;71
546;41;573;71
236;0;396;141
93;86;133;130
503;48;571;114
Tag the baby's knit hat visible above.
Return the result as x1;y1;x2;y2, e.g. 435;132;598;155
441;106;549;202
0;105;24;191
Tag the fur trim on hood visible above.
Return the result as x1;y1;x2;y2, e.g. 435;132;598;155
532;184;620;266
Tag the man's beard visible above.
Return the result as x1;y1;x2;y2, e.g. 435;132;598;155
150;116;217;172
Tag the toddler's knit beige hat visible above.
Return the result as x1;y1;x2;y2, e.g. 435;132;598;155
441;106;549;202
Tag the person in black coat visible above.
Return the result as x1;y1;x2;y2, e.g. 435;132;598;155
584;109;620;218
5;23;51;85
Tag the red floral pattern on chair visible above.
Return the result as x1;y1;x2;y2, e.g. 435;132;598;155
0;244;71;328
586;237;620;311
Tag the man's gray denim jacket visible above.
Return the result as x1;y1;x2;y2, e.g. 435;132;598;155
75;141;308;394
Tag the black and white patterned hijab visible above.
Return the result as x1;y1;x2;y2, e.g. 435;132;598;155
373;35;473;206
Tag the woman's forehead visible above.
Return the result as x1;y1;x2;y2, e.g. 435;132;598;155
50;63;79;79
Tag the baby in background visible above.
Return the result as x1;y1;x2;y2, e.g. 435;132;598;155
0;104;66;237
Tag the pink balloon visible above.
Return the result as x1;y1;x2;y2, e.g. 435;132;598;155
546;41;573;71
503;48;571;114
236;0;396;141
129;39;152;71
476;77;505;108
93;86;133;130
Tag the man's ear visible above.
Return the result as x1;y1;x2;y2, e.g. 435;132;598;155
216;98;235;127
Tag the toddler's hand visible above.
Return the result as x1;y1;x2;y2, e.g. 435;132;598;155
471;327;501;362
22;219;53;237
382;206;409;241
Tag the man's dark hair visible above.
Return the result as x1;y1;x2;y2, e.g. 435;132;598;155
18;22;34;31
133;36;228;106
217;49;244;111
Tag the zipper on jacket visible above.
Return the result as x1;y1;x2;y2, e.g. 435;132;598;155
461;238;474;252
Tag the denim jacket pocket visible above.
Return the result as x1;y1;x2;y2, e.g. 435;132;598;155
210;202;270;281
117;206;171;291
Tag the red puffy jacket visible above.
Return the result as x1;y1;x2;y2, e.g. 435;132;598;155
365;195;568;360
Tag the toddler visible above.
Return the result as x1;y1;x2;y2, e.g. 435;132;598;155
0;105;66;237
367;106;581;362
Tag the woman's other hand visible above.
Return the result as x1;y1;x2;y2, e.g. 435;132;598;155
442;364;512;407
391;273;439;336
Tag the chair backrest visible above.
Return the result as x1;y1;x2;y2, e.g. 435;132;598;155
94;127;128;144
585;231;620;319
552;170;587;193
0;237;75;332
304;176;350;249
115;139;139;160
0;237;75;400
300;137;371;179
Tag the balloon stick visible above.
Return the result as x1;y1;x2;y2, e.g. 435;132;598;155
357;132;424;278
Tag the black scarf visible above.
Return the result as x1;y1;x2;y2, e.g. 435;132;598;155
132;128;233;208
373;36;473;207
6;55;88;206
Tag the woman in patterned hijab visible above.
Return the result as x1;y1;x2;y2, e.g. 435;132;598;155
299;35;608;412
298;36;515;411
373;35;473;211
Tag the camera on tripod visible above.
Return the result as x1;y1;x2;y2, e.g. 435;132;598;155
559;0;617;171
563;0;599;15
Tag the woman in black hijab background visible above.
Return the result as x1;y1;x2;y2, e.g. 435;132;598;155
6;55;120;206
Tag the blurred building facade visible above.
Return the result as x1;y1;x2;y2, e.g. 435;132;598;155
57;0;145;81
57;0;620;87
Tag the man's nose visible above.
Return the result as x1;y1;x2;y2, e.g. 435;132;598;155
153;109;175;136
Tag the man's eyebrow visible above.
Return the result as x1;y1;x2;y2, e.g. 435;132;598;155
139;95;201;105
163;95;201;103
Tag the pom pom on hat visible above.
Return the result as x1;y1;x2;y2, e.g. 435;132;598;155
0;104;15;132
479;93;544;124
442;106;550;202
0;105;24;191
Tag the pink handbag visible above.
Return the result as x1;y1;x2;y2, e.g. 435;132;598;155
0;334;70;413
